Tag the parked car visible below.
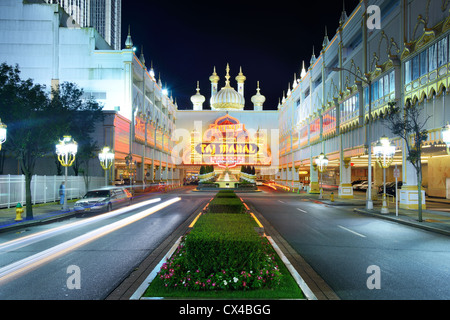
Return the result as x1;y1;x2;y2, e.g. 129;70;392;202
359;181;375;190
352;179;364;186
378;181;427;197
114;179;124;186
74;186;132;213
353;181;367;190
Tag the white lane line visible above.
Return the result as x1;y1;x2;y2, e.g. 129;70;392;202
0;198;162;252
0;198;181;284
278;200;285;204
296;208;307;213
338;225;366;238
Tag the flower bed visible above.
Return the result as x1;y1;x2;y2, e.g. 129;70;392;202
142;191;305;299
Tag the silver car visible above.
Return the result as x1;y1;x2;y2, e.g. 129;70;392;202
74;187;132;213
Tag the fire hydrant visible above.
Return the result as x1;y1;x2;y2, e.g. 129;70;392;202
15;203;24;222
330;192;335;202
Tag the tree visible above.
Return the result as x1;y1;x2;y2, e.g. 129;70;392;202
50;82;103;177
383;99;430;222
0;63;103;219
0;63;57;219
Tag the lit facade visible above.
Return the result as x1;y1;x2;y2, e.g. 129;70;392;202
43;0;122;50
0;0;179;185
278;0;450;205
1;0;450;203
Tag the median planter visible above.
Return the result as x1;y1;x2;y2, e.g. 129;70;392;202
141;191;305;299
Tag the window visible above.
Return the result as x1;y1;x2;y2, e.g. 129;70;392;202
405;60;411;84
420;50;428;76
412;54;420;81
389;71;395;93
438;37;448;67
429;43;437;71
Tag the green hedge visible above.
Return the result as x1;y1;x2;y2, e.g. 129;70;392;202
184;213;264;275
207;197;243;213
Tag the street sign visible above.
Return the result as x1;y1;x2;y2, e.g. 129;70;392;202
393;168;400;178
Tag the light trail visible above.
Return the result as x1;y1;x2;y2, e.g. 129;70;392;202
0;198;162;252
0;197;181;284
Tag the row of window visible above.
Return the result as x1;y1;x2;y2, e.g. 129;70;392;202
405;36;448;84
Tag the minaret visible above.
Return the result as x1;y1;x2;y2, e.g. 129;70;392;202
300;61;307;79
125;25;133;49
251;81;266;111
209;66;220;98
235;66;246;97
191;81;206;111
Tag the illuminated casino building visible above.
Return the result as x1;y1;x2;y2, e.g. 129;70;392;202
1;0;450;208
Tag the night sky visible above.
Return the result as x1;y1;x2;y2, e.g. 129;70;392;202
122;0;361;111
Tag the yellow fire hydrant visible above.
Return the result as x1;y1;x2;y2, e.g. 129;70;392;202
330;192;335;202
15;203;24;222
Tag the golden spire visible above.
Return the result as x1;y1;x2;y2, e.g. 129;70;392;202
224;63;231;87
209;66;220;84
235;66;246;83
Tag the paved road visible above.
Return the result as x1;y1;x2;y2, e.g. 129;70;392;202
242;187;450;300
0;189;211;300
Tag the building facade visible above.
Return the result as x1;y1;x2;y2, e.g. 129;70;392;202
43;0;122;50
277;0;450;206
1;0;450;203
0;0;179;186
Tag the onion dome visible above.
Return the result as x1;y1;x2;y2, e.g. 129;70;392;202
209;66;220;84
251;81;266;108
235;67;246;84
191;81;206;109
210;64;245;110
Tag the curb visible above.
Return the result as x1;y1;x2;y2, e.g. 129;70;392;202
353;208;450;236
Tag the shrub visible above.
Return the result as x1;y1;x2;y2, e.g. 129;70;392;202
208;197;243;213
184;213;263;274
156;213;283;291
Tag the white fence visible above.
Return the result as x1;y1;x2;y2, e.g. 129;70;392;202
0;175;105;208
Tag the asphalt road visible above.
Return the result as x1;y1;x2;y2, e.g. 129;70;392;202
241;187;450;300
0;189;211;300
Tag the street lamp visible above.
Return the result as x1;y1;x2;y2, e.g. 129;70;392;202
443;122;450;154
99;146;115;186
125;154;137;190
315;152;328;199
0;118;6;150
56;136;78;211
373;136;396;214
329;66;374;210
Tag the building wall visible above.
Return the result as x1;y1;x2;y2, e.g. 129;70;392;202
277;0;450;199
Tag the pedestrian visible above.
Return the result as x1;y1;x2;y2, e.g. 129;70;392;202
59;181;65;209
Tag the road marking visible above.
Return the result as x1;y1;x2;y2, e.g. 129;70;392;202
296;208;307;213
278;200;285;203
0;198;181;284
338;225;366;238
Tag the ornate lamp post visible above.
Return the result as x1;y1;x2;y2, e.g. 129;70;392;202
443;122;450;154
0;118;7;150
373;136;396;214
125;154;137;191
56;136;78;211
315;152;328;199
330;66;373;209
99;146;115;186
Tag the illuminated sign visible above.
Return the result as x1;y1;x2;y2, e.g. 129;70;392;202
183;115;271;168
196;143;259;156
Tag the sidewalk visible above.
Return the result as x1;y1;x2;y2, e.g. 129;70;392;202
0;202;77;233
292;190;450;236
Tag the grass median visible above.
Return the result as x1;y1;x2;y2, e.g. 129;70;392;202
142;191;305;299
